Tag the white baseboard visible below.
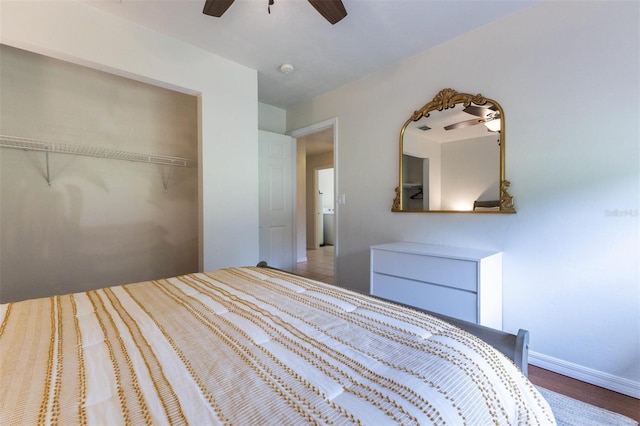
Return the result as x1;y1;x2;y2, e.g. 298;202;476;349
529;351;640;399
297;256;307;263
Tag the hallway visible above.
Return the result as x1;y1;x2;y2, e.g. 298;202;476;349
294;245;334;284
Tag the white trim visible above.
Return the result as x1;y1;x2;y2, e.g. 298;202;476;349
288;118;337;139
529;351;640;398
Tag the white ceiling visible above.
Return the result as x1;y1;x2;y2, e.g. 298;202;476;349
407;107;498;144
85;0;536;109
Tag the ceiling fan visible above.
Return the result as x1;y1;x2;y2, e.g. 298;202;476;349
444;105;501;132
203;0;348;25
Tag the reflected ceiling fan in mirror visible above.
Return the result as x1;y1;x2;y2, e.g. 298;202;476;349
444;105;501;132
203;0;348;25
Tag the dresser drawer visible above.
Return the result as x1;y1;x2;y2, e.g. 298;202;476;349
371;249;477;292
371;273;477;323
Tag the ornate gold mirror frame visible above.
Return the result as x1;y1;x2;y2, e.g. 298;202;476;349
392;88;516;213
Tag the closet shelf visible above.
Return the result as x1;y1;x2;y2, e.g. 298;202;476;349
0;135;196;168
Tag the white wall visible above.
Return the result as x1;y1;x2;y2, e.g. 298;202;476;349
258;102;287;134
287;1;639;396
0;1;259;273
441;135;500;210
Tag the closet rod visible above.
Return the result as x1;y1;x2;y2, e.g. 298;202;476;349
0;135;196;168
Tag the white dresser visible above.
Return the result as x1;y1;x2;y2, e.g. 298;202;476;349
370;242;503;329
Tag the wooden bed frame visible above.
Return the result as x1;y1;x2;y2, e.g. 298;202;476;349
257;262;529;377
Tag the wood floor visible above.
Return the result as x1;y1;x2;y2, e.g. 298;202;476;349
528;365;639;422
294;245;335;284
295;247;640;422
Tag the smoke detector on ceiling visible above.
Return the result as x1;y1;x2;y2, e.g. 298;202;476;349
279;63;295;74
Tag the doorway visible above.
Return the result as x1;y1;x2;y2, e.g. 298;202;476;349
316;167;335;248
289;119;337;284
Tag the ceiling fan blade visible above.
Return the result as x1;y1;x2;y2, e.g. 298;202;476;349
463;105;497;118
203;0;235;17
444;118;485;131
308;0;347;24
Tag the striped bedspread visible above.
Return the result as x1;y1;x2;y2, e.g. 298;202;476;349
1;267;555;425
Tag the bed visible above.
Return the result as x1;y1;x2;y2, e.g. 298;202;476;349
0;266;555;425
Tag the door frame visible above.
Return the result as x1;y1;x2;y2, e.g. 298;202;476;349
314;167;323;249
288;118;338;280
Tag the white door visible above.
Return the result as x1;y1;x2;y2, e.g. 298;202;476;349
258;130;295;271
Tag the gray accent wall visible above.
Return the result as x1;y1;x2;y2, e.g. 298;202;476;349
0;45;198;302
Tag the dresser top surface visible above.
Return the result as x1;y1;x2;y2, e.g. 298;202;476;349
370;242;501;261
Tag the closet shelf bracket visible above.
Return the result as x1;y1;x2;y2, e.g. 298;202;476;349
45;150;52;186
162;166;174;193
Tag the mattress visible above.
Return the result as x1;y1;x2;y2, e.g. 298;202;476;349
0;266;555;425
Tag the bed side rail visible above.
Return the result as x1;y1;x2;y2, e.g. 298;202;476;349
424;310;529;377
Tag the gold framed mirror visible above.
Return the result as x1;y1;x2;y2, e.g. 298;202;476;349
392;88;515;213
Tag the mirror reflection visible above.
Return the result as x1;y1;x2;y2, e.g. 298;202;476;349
392;88;515;213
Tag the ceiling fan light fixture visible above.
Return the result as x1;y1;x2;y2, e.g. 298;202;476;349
279;63;295;74
484;118;501;132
